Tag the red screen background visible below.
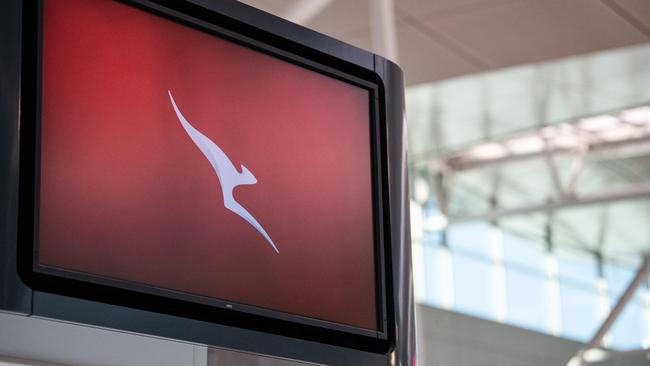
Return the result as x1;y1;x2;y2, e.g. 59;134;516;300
39;0;377;331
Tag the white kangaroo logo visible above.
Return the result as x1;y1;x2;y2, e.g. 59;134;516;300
167;90;279;253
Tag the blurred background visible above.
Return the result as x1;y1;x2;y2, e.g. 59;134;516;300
238;1;650;365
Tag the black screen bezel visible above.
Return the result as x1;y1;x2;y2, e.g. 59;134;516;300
17;0;393;351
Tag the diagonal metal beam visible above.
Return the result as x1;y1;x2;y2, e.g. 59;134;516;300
568;253;650;366
565;146;588;197
542;146;565;198
589;253;650;348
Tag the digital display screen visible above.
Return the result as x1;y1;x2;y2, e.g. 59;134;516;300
37;0;379;332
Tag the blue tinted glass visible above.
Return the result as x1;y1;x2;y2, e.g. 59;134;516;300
452;253;496;320
421;202;444;246
503;234;545;273
506;267;548;333
423;230;443;247
447;221;492;259
558;251;597;289
422;200;440;217
605;263;637;302
560;283;600;341
609;300;646;350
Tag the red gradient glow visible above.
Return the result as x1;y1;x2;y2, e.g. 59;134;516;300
39;0;377;331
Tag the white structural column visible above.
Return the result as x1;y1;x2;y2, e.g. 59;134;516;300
369;0;399;62
595;277;612;347
489;226;508;322
439;245;455;310
410;200;426;303
411;241;426;303
644;287;650;348
545;253;563;336
192;346;207;366
282;0;333;25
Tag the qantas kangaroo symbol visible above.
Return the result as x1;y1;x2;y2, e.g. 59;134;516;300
167;90;279;253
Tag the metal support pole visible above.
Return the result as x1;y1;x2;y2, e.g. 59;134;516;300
565;146;588;197
568;254;650;366
589;253;650;348
369;0;399;62
432;171;449;217
282;0;332;25
542;141;565;198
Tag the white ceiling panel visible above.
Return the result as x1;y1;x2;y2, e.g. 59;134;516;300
396;0;518;19
396;22;481;85
333;29;372;53
329;20;481;86
239;0;650;83
305;0;370;38
420;0;649;69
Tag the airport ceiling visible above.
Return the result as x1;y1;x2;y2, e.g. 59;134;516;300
238;0;650;86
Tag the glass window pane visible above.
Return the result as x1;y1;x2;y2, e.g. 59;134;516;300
557;249;598;289
447;222;492;259
412;243;426;303
452;252;497;320
609;300;646;350
605;262;638;302
506;267;549;333
560;283;600;341
503;234;545;274
423;230;443;247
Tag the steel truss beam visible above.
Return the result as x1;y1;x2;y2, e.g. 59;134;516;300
450;182;650;224
445;134;650;171
416;105;650;222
